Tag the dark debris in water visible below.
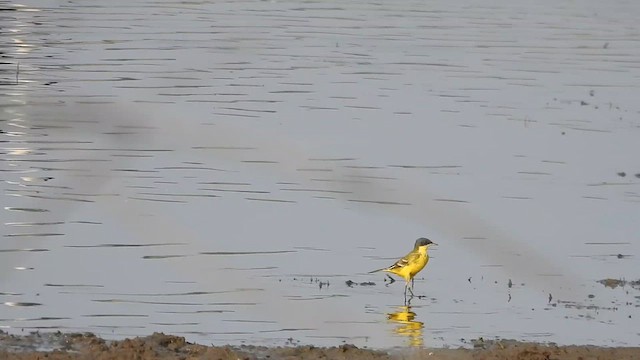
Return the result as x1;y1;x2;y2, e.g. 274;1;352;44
384;274;395;286
598;278;640;290
345;280;376;288
3;302;42;307
291;277;330;290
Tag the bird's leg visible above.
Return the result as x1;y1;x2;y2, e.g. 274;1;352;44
403;283;412;305
409;279;425;299
406;294;412;305
406;280;415;303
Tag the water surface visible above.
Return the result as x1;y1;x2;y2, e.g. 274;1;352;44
1;0;639;349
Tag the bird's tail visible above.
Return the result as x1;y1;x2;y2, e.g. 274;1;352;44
368;267;388;274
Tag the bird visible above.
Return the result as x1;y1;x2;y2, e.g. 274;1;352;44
370;237;436;301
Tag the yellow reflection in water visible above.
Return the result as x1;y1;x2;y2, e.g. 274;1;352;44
387;305;424;347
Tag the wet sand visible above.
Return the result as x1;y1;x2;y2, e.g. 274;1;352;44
1;331;639;360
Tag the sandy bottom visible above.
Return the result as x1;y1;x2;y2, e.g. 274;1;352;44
1;331;639;360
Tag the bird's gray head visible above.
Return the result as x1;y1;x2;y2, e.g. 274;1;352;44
414;237;434;248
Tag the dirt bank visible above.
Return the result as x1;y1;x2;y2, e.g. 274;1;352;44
1;331;638;360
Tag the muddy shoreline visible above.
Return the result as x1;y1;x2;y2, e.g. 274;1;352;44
1;331;639;360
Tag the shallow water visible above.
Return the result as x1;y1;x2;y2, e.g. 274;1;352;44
1;0;639;349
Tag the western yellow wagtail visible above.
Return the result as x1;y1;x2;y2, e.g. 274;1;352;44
370;237;435;298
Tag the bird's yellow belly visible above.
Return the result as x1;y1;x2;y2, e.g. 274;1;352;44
387;255;429;282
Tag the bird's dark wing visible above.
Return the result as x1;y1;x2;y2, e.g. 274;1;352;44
385;250;419;271
368;249;420;273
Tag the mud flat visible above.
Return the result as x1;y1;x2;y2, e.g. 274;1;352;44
1;331;639;360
